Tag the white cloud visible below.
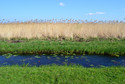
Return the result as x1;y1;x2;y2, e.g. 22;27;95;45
88;13;95;15
59;2;64;6
123;9;125;11
88;12;105;15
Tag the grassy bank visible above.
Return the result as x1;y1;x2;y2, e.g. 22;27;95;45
0;65;125;84
0;39;125;56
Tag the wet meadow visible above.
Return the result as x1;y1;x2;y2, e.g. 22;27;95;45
0;19;125;83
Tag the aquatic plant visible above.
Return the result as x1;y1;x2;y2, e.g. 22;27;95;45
56;57;60;60
2;53;13;58
47;56;50;59
34;56;41;58
90;64;94;67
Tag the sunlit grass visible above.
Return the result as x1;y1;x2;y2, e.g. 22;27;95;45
0;39;125;56
0;65;125;84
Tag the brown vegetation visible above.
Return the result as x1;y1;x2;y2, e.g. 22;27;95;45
0;20;125;40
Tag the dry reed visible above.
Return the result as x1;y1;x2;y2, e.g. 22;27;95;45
0;20;125;40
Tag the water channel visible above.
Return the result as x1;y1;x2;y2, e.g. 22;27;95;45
0;55;125;67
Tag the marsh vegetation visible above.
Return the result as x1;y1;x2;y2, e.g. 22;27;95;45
0;19;125;84
0;19;125;40
0;39;125;56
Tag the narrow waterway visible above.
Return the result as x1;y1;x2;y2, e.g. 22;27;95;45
0;55;125;67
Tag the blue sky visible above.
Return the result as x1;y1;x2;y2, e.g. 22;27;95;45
0;0;125;21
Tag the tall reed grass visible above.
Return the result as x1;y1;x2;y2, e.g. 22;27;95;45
0;19;125;40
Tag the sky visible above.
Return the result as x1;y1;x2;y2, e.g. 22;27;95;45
0;0;125;21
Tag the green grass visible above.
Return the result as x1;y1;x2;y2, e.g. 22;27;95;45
0;39;125;56
0;65;125;84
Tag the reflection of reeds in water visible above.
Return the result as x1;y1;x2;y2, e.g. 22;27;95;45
0;19;125;40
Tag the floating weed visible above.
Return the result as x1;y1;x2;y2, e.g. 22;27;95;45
65;59;68;62
85;59;89;62
5;56;12;59
63;62;67;65
13;55;18;56
47;56;50;59
54;54;58;56
2;53;13;57
111;60;116;62
53;55;57;58
75;56;79;59
34;56;41;58
82;56;87;59
65;56;69;58
70;56;74;59
3;53;13;59
3;62;7;64
29;57;34;60
81;56;85;59
8;53;13;56
56;57;60;60
90;64;94;67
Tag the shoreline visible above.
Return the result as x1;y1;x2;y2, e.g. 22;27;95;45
0;39;125;56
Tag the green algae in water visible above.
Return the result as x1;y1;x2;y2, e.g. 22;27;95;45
90;64;94;67
34;56;41;58
56;57;60;60
111;60;115;62
47;56;50;59
65;59;68;62
2;53;13;59
75;56;79;59
65;56;69;58
13;55;18;56
71;56;74;59
3;62;7;64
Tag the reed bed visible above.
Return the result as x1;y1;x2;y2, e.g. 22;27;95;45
0;20;125;40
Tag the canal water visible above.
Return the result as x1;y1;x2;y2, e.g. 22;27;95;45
0;55;125;67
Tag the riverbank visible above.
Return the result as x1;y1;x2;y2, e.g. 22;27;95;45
0;65;125;84
0;39;125;56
